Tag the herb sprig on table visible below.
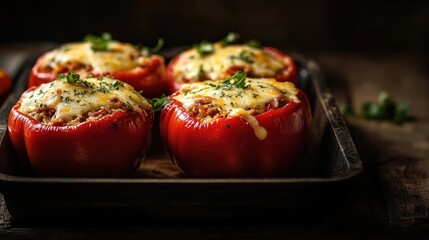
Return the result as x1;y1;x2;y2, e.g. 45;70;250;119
341;91;412;124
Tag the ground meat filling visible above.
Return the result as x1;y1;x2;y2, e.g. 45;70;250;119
264;96;289;111
41;61;94;74
27;96;134;127
187;95;290;122
189;97;226;121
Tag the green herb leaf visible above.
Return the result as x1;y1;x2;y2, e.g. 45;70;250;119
194;40;214;56
138;38;164;57
61;72;94;88
245;39;261;49
147;94;171;112
65;72;80;84
221;32;240;46
394;101;411;124
222;71;248;89
238;50;254;63
84;32;113;52
111;80;124;90
360;92;412;124
197;64;205;80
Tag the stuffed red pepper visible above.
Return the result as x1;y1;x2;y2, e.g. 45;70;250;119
29;33;167;98
160;72;311;178
8;73;153;177
166;33;297;93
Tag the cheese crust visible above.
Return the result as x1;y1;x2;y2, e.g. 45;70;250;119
171;43;290;84
173;77;299;140
37;42;153;74
19;75;152;126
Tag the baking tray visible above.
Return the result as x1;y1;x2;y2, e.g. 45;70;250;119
0;48;362;226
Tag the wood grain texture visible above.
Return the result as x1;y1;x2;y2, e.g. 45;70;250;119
315;53;429;226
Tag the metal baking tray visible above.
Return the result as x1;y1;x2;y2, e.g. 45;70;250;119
0;48;362;226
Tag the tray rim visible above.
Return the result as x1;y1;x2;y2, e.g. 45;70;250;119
0;51;363;187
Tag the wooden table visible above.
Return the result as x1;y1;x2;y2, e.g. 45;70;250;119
0;44;428;239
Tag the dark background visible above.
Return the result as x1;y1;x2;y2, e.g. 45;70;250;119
1;0;428;56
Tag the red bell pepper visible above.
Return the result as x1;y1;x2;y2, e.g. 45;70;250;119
262;47;298;83
165;45;298;93
160;82;311;178
8;87;153;177
0;68;12;104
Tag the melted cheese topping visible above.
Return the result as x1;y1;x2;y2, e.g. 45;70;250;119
173;78;299;140
39;42;145;73
172;43;288;84
19;75;151;126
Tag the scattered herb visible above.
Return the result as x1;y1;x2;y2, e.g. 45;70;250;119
197;65;205;80
111;80;124;90
222;71;248;89
360;92;411;124
63;96;72;103
245;39;261;49
137;38;164;57
147;94;171;112
193;40;214;56
223;123;231;128
238;50;254;63
84;33;113;52
206;72;248;90
221;32;240;46
61;72;94;88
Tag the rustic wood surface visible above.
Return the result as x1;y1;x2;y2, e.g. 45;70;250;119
0;45;428;238
317;53;429;227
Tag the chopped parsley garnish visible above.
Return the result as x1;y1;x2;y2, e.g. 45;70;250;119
245;39;261;49
221;32;240;46
229;50;255;64
197;65;205;80
60;72;94;88
63;96;72;103
147;94;171;112
137;38;164;57
221;71;248;89
192;32;261;57
57;73;127;94
238;50;254;63
205;71;248;91
194;40;214;56
111;80;124;90
84;32;114;52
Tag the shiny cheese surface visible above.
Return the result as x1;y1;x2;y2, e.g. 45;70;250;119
173;77;299;140
19;75;151;126
39;42;143;73
172;43;288;84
